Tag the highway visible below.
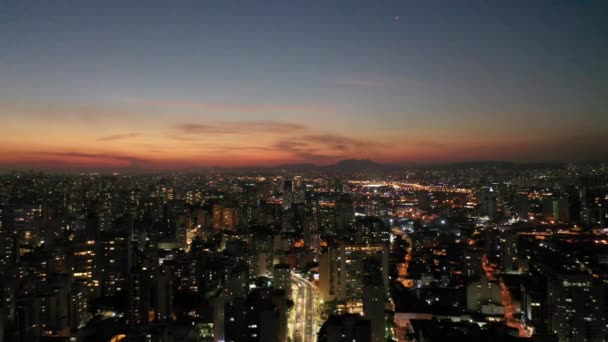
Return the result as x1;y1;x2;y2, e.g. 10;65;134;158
290;272;317;342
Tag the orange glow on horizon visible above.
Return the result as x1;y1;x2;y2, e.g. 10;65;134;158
2;100;604;169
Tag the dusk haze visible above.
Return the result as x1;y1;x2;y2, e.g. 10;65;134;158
1;1;607;170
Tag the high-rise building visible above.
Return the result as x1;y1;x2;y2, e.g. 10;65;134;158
354;217;389;245
319;246;339;302
213;204;222;230
479;186;497;218
68;285;89;330
466;276;502;313
154;272;173;322
340;244;389;300
0;233;17;270
257;180;271;202
225;288;287;342
100;232;131;296
501;232;519;274
543;196;570;223
222;207;236;230
363;260;385;342
318;314;372;342
272;264;291;299
72;240;100;298
317;199;336;235
515;194;530;219
127;266;150;327
320;243;388;304
522;273;550;336
282;180;293;210
463;249;483;280
547;272;606;342
292;176;304;204
335;196;355;236
225;262;249;302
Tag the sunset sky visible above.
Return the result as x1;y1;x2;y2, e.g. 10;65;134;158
1;1;607;170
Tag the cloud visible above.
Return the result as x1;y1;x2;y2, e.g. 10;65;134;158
1;149;204;170
328;74;411;88
303;134;367;150
0;102;141;124
97;133;140;141
406;139;448;149
332;79;388;88
170;130;379;163
274;134;377;161
46;151;142;161
192;144;278;153
134;99;336;114
165;134;200;141
173;120;307;136
175;124;233;135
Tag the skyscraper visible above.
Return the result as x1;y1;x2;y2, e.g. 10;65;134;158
547;272;606;342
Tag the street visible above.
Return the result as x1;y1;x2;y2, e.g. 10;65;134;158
290;272;317;342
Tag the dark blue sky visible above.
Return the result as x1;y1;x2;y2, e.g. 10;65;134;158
1;0;607;168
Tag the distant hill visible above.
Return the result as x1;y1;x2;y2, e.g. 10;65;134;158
203;159;403;175
427;161;566;170
3;159;585;175
325;159;402;173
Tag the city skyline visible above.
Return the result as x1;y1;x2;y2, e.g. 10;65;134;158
2;3;608;341
2;1;607;170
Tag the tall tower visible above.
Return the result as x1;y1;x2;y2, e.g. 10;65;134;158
282;180;293;209
363;259;386;342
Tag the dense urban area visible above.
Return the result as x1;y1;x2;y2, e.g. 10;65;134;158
3;0;607;341
0;161;607;342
